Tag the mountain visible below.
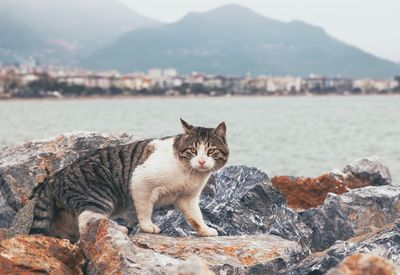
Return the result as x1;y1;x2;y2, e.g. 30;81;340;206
0;11;47;63
0;0;161;64
84;4;400;78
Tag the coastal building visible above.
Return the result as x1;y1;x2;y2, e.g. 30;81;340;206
0;77;4;95
20;74;39;85
325;77;353;92
204;76;223;89
148;68;162;79
353;78;397;93
1;63;399;97
163;68;178;78
303;75;328;92
267;76;302;94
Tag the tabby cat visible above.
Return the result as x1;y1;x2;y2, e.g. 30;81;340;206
7;119;229;241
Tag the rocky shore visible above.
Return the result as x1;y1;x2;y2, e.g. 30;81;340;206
0;133;399;274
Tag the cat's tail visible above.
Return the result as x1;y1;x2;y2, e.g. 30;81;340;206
6;182;54;239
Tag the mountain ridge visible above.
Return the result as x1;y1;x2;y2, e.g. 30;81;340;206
0;0;162;64
84;4;400;78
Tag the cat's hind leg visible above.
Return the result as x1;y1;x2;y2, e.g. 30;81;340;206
52;208;79;242
78;210;129;235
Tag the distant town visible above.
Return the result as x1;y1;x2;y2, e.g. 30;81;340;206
0;64;400;99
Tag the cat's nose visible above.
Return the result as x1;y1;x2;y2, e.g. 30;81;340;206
198;159;206;166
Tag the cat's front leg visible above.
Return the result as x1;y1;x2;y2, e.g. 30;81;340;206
176;196;218;237
131;183;160;234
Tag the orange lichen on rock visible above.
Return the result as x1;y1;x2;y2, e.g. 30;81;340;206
239;255;257;266
130;233;305;272
272;173;370;210
222;246;240;257
80;219;124;275
326;253;398;275
0;234;85;275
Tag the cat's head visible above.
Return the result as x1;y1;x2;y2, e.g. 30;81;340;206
174;118;229;173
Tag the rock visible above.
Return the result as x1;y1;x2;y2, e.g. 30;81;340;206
131;233;308;275
0;132;138;228
1;134;398;274
272;174;364;210
0;234;85;274
280;223;400;274
272;156;390;210
0;178;16;228
81;217;307;275
167;256;214;275
343;156;392;186
0;228;6;242
299;185;400;251
326;253;399;275
128;165;398;253
80;218;180;274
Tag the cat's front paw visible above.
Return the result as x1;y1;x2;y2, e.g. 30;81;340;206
199;227;218;237
140;223;161;234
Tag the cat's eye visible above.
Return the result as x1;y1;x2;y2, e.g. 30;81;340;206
190;148;197;154
208;148;216;154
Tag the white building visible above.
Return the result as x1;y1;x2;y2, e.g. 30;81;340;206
163;68;178;78
353;78;397;92
148;68;162;79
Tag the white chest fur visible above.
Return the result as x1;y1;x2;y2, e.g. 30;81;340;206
130;138;210;206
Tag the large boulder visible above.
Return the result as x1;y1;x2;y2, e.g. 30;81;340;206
280;223;400;274
80;219;180;274
272;157;391;210
80;218;308;275
299;185;400;251
342;156;392;186
0;234;85;274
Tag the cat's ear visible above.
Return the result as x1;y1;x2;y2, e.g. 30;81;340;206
214;122;227;137
180;118;194;134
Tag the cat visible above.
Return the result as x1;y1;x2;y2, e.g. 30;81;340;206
6;119;229;241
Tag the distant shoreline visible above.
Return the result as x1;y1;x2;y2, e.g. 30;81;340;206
1;93;400;102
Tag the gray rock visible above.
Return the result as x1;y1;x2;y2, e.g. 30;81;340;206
299;185;400;251
342;156;391;186
80;219;180;275
81;217;308;275
280;223;400;275
0;174;16;227
131;233;308;275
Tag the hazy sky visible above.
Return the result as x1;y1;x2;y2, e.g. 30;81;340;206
121;0;400;63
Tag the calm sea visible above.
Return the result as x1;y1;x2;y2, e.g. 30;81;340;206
1;96;399;182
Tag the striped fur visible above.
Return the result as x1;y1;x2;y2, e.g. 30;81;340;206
7;139;154;241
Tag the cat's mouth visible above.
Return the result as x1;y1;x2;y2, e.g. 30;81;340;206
193;166;212;173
